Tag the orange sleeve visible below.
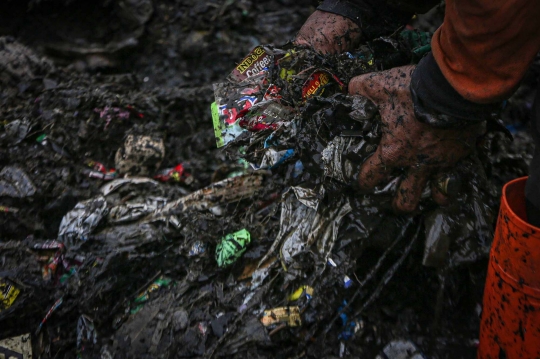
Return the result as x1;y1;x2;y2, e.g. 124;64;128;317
431;0;540;103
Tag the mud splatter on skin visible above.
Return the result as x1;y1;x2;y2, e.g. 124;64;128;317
349;66;486;213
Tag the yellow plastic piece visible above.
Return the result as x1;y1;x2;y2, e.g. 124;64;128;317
288;285;314;301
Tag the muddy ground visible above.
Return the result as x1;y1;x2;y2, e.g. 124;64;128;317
0;1;536;358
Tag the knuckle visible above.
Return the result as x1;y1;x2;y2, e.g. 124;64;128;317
393;197;418;213
357;168;377;190
380;144;402;165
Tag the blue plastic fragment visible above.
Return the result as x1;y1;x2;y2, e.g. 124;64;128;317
293;160;304;178
343;275;353;289
269;149;294;169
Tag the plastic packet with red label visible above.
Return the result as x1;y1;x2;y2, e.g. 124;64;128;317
33;240;82;284
211;73;268;147
154;164;193;184
84;160;117;181
302;70;345;99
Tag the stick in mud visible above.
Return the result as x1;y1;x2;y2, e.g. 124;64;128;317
323;216;419;335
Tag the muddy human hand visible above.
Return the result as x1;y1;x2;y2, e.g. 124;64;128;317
294;10;362;54
348;66;485;213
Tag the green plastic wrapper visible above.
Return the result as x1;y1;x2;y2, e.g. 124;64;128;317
400;30;432;61
215;229;251;267
131;276;172;314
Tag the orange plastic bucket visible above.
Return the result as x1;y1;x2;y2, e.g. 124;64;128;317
478;177;540;359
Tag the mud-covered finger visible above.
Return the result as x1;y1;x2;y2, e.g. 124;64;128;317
357;148;393;191
393;167;430;214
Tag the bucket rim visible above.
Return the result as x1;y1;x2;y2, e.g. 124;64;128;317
502;176;540;232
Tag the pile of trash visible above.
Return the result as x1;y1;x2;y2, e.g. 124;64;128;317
0;1;535;358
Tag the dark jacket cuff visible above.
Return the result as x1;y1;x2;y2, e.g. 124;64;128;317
317;0;412;40
410;52;502;128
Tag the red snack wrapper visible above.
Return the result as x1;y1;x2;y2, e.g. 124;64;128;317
85;160;117;180
302;70;344;99
154;164;192;184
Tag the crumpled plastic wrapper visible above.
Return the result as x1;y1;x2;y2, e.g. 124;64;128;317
58;196;108;243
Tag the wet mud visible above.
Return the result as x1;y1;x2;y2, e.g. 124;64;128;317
0;1;536;359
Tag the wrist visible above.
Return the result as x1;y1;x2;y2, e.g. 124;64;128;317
410;52;502;129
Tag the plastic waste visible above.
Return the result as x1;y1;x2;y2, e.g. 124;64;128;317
288;285;314;302
376;339;425;359
0;280;20;313
131;276;172;314
58;196;108;242
0;333;32;359
36;297;63;334
260;306;301;327
216;229;251;267
77;314;97;355
0;166;36;198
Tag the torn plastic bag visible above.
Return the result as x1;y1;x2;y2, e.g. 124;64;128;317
90;222;168;249
0;166;36;198
58;196;108;243
422;158;494;267
322;136;360;184
348;96;377;122
308;194;352;263
291;185;322;209
132;277;172;313
259;185;351;269
32;240;82;284
187;240;206;257
154;163;192;184
258;187;317;268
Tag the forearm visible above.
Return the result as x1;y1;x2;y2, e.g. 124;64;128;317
413;0;540;124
